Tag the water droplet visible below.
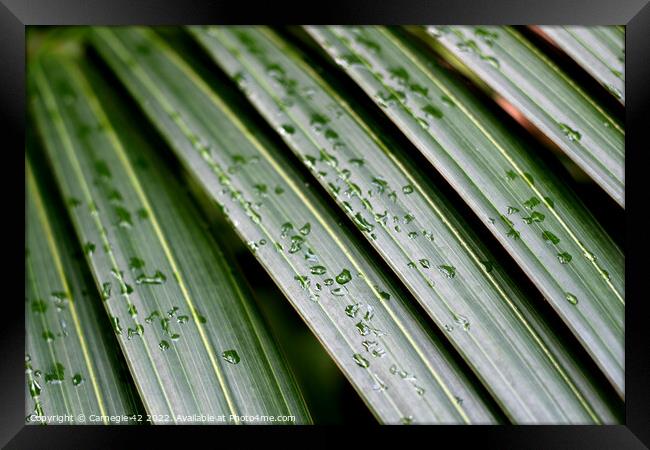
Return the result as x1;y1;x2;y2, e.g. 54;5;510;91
345;303;360;318
480;260;493;273
310;113;330;132
336;269;352;284
438;95;454;108
505;169;518;180
356;321;370;336
299;223;311;235
83;242;96;255
523;173;535;185
413;384;426;396
310;265;326;275
407;261;416;268
159;340;170;351
454;314;471;331
330;286;348;297
522;211;545;224
542;230;560;245
356;35;381;54
583;250;597;262
388;66;409;85
324;129;339;141
31;300;48;313
177;315;189;324
274;186;285;195
379;291;390;301
422;104;443;119
353;353;369;368
458;39;480;53
419;259;430;269
402;184;414;194
137;208;149;220
136;270;167;285
507;228;520;240
94;160;112;178
565;292;578;305
115;206;132;228
129;257;145;270
254;183;268;196
280;124;295;135
475;27;499;46
145;310;160;324
42;330;55;342
353;213;375;232
51;291;68;311
557;252;573;264
194;308;207;324
222;349;240;364
68;197;81;208
480;55;500;68
107;189;123;203
560;123;582;142
371;176;388;194
401;416;413;425
72;373;84;386
335;53;366;67
294;275;310;290
289;235;304;254
280;222;293;238
101;282;112;300
444;324;453;332
438;265;456;278
45;362;65;384
507;206;519;215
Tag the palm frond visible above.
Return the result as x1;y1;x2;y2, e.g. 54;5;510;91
188;25;620;423
90;26;501;424
29;51;311;424
306;26;624;398
424;26;624;207
26;154;142;423
539;26;624;104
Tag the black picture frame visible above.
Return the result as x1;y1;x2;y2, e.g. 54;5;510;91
3;0;649;447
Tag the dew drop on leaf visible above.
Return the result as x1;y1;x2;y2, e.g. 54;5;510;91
72;373;84;386
565;292;578;305
222;350;241;364
557;252;572;264
352;353;369;368
438;265;456;278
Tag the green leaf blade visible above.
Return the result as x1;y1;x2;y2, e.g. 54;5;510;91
30;54;310;423
540;26;625;104
26;156;142;423
187;26;620;423
425;26;624;207
306;26;624;399
92;26;501;424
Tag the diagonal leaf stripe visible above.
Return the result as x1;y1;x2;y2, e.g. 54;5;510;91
26;155;142;423
188;26;620;423
539;26;625;104
425;26;624;207
92;26;502;424
306;26;624;398
30;54;310;423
